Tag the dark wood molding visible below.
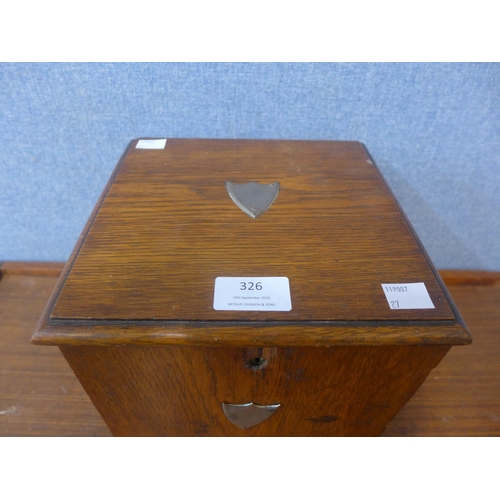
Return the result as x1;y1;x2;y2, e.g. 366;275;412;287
0;261;65;277
439;270;500;287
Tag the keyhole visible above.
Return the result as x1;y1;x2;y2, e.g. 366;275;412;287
246;357;268;370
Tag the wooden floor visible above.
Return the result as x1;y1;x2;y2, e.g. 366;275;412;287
1;263;499;436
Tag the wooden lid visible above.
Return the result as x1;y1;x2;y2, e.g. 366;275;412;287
33;139;470;346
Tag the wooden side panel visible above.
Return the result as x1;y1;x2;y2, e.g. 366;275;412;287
60;344;450;436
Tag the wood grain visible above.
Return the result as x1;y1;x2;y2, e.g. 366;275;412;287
33;319;469;347
60;344;449;436
50;139;454;322
32;139;469;348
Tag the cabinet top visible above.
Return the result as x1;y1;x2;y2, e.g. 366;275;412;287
32;139;470;346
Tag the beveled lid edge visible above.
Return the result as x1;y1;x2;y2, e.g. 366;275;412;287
31;317;472;347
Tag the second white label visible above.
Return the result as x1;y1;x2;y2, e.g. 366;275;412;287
381;282;435;309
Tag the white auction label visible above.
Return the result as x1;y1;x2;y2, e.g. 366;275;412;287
135;139;167;149
381;282;435;310
214;277;292;311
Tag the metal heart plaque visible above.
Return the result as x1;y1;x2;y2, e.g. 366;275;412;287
225;181;280;218
222;402;281;429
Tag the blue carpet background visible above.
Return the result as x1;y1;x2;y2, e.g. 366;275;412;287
1;63;498;269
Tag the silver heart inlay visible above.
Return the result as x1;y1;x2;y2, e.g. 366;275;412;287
225;181;280;218
222;402;281;429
